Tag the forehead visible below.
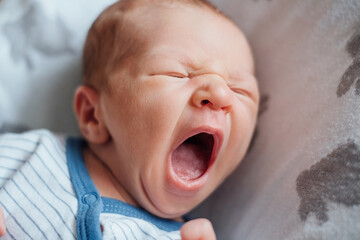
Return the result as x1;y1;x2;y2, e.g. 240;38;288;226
128;4;254;75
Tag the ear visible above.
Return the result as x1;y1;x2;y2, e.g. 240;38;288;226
74;85;110;144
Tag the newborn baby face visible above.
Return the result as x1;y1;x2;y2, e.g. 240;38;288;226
99;5;259;219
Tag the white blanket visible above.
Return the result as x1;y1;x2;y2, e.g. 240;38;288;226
0;0;116;134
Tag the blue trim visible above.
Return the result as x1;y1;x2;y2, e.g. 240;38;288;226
102;197;183;232
66;138;102;240
66;137;183;240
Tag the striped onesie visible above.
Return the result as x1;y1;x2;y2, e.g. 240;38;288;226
0;129;183;239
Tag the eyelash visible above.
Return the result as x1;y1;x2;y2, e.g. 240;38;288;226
230;87;250;97
167;73;188;78
154;73;250;97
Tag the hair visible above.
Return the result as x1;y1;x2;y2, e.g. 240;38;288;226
82;0;230;90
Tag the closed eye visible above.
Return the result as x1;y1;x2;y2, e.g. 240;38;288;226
230;87;250;97
149;72;188;78
166;72;188;78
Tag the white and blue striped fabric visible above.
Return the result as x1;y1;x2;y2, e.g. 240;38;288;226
100;214;182;239
0;130;182;240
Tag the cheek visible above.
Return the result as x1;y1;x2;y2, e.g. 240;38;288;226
140;86;189;127
222;104;257;170
129;90;188;153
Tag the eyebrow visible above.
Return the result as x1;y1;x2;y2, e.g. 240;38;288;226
148;48;201;68
148;49;256;82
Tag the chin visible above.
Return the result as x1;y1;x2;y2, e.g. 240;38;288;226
141;179;210;219
139;126;237;219
150;197;200;219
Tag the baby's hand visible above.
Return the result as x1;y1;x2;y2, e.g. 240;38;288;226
0;206;5;236
180;218;216;240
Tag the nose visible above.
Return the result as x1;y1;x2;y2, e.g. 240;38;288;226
191;75;232;112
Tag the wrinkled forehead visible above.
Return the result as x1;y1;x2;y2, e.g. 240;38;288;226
104;2;254;95
126;5;254;74
127;2;234;34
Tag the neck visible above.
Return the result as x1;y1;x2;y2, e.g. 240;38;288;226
83;144;184;223
83;146;138;207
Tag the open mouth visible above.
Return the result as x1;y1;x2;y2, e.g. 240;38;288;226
171;133;215;181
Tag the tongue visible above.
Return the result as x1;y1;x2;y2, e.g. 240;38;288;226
171;142;208;181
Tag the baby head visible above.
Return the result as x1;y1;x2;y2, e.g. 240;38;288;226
74;0;259;220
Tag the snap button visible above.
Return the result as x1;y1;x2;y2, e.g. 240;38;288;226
82;193;99;205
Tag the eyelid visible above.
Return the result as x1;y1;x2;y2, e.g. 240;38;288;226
150;72;188;78
166;72;188;78
228;73;258;97
229;85;259;104
228;82;254;97
230;87;250;96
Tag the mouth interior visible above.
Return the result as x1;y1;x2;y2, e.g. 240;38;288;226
171;133;214;181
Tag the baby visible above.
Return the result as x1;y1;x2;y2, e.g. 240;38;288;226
0;0;259;239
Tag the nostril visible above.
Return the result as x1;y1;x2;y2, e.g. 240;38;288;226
201;100;210;105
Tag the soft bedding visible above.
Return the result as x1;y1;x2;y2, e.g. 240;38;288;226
1;0;359;239
190;1;360;239
0;0;116;134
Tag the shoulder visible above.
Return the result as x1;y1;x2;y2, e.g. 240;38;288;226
0;129;68;181
0;129;66;154
0;128;65;143
0;129;78;239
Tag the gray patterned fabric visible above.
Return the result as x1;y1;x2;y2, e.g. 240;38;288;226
191;0;360;239
1;0;359;239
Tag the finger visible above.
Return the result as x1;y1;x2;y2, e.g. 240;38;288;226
180;218;216;240
0;206;6;236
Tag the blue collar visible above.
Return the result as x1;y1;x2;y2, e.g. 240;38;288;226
66;138;183;240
